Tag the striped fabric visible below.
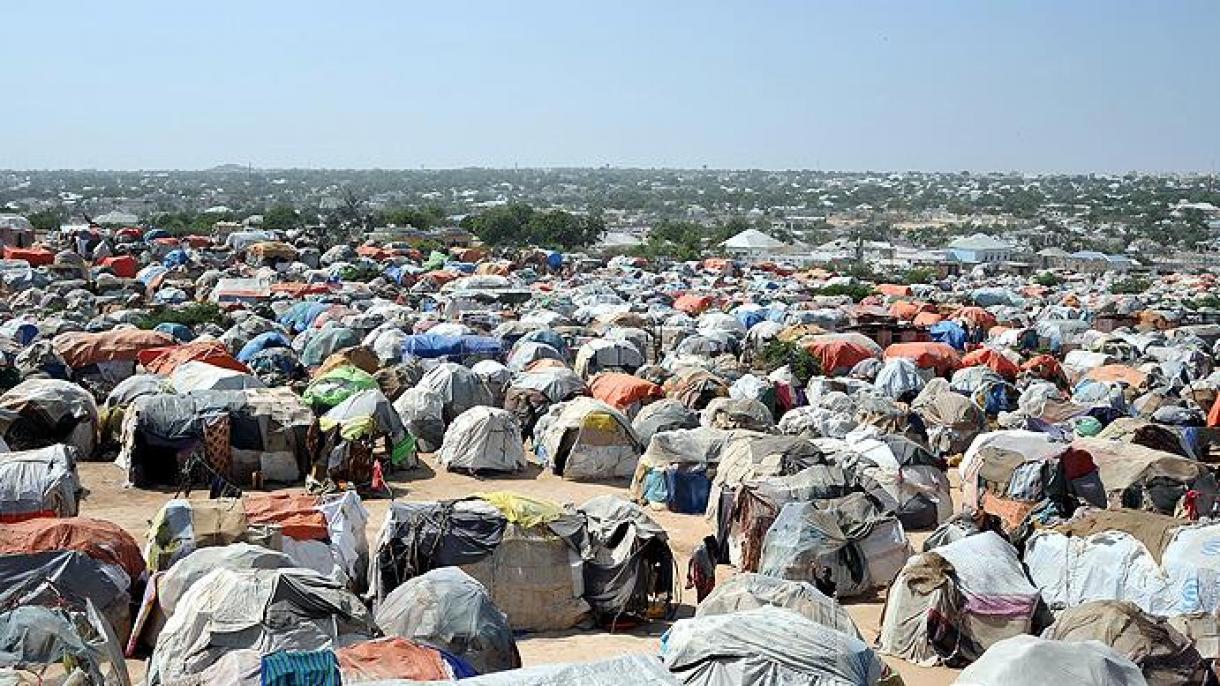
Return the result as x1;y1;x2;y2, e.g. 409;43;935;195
260;650;341;686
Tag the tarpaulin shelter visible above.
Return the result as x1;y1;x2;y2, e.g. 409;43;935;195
0;379;99;457
588;372;662;413
54;329;175;369
1042;599;1211;686
1074;437;1218;515
757;492;911;598
955;634;1146;686
574;338;645;378
97;254;137;278
375;567;521;675
696;572;860;638
2;246;53;266
303;364;379;411
802;333;883;376
911;378;987;457
961;347;1020;380
0;602;132;686
146;567;377;686
437;406;525;474
0;445;80;522
371;494;591;632
841;433;953;530
117;388;314;487
0;516;142;584
0;550;134;645
885;341;961;375
662;606;887;686
317;387;416;484
534;397;642;480
138;340;249;376
579;495;674;626
878;532;1040;667
168;361;265;393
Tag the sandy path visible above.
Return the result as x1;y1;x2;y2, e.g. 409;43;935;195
79;460;958;686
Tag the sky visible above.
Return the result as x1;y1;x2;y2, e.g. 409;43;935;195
2;1;1217;172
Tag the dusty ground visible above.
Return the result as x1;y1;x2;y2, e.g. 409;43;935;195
79;459;959;686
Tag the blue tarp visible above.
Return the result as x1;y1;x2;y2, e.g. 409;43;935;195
929;320;967;351
516;329;568;356
154;322;195;342
163;249;190;268
279;301;329;333
547;251;564;269
143;229;171;242
400;334;504;361
238;331;293;363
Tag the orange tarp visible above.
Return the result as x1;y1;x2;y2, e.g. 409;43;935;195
1085;364;1148;388
54;329;176;369
674;293;715;315
97;255;138;278
138;341;249;375
912;311;944;328
1022;354;1064;382
884;342;961;374
874;283;911;297
3;246;54;266
804;334;882;376
244;492;328;541
184;235;212;248
272;282;333;298
589;373;662;410
953;306;998;330
889;301;932;321
337;638;449;682
0;517;143;580
960;347;1020;380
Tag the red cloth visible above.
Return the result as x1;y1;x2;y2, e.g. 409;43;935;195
0;517;144;580
97;255;137;278
244;492;328;540
3;246;54;266
138;341;249;375
674;293;715;315
804;337;880;376
884;342;961;375
588;373;661;410
1208;393;1220;428
960;348;1020;380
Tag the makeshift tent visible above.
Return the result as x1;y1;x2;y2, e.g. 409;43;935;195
146;567;377;686
0;516;142;586
757;492;911;598
437;406;526;474
954;634;1146;686
374;567;521;674
878;531;1040;667
580;495;675;625
316;387;416;485
370;494;591;632
0;445;80;522
116;388;314;487
884;341;961;375
632;398;699;445
168;360;266;393
841;433;953;530
0;379;99;457
574;338;644;378
303;364;378;411
911;378;987;457
662;606;887;686
589;371;662;414
534;397;642;479
1042;599;1211;686
803;333;883;376
630;427;728;514
1075;437;1218;515
0;602;132;686
53;329;175;369
0;550;133;644
695;572;860;639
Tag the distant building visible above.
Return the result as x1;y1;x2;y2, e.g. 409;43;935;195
1066;250;1138;274
1037;247;1070;269
93;210;139;226
720;229;787;260
946;233;1014;263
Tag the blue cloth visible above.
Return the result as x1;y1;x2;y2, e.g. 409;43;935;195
260;650;340;686
143;229;170;242
546;251;564;269
929;320;967;351
279;301;329;333
734;309;765;330
517;329;568;356
642;469;669;504
401;334;503;362
238;331;292;363
436;648;480;679
154;322;195;343
665;465;711;514
163;248;190;268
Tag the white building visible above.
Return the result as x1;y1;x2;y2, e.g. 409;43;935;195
946;233;1015;263
720;229;787;260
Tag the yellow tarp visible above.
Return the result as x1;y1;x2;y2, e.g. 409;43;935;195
474;491;563;529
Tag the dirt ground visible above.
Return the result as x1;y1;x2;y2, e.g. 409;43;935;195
79;459;960;686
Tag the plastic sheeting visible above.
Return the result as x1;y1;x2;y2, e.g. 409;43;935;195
955;635;1146;686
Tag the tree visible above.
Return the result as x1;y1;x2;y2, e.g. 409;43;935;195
26;208;66;233
262;205;301;233
377;206;445;231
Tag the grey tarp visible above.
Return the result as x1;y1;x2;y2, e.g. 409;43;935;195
0;602;131;686
696;573;861;639
437;407;525;473
0;550;131;645
0;378;99;457
662;606;885;686
0;445;80;519
955;634;1146;686
147;567;376;685
374;567;520;674
580;495;674;623
632;399;699;445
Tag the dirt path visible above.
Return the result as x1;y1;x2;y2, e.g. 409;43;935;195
79;460;958;685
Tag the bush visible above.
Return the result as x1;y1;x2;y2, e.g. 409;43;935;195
137;302;227;330
900;267;938;285
759;340;821;384
1110;277;1150;295
812;283;874;302
1033;271;1060;287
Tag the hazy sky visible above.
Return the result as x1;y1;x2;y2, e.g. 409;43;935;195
3;1;1217;172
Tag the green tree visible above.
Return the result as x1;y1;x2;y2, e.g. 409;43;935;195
262;205;301;233
26;208;66;233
